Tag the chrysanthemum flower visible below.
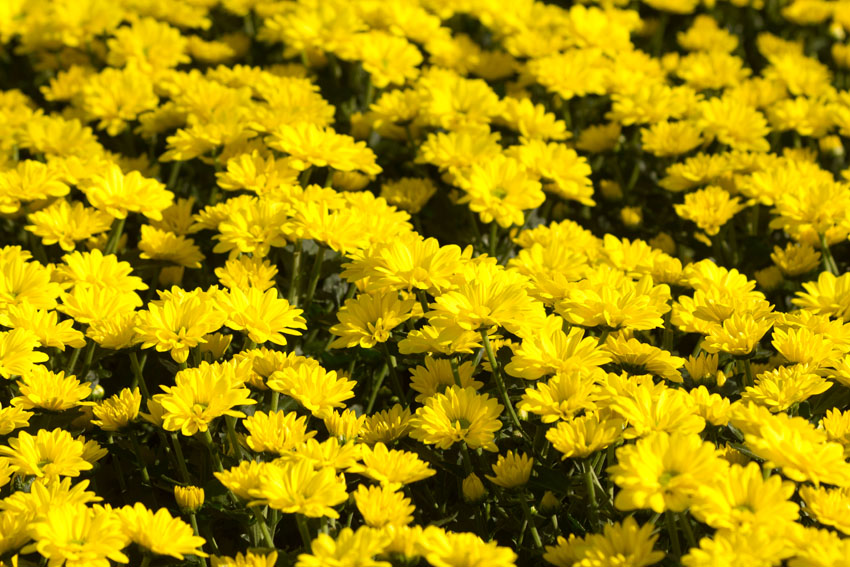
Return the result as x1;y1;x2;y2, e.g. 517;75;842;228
11;367;91;411
347;442;435;488
544;517;664;567
417;527;517;567
91;388;141;431
485;451;533;489
409;386;503;452
118;503;207;560
608;431;726;513
26;200;113;252
243;410;316;455
547;412;624;459
252;459;348;518
360;405;413;445
0;329;49;379
81;163;174;221
354;484;415;528
26;504;129;567
0;428;93;480
268;364;355;420
155;362;256;436
296;526;391;567
329;291;416;349
217;286;306;346
5;303;86;351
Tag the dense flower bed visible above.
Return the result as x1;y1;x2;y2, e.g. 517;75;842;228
1;0;850;565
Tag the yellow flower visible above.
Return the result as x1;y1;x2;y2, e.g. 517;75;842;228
674;185;747;236
610;385;706;438
463;473;487;502
81;66;159;136
800;485;850;535
608;432;725;513
55;249;147;294
360;404;413;445
214;460;268;501
5;303;86;351
11;367;91;411
689;386;732;426
410;386;503;452
243;410;316;455
346;31;422;88
408;357;481;404
429;261;546;336
26;504;129;567
212;551;279;567
485;451;533;489
135;288;226;363
544;517;664;567
139;226;205;269
215;256;278;292
741;364;832;412
702;313;773;356
25;200;113;252
518;371;599;423
174;485;205;513
323;408;365;443
0;329;49;379
380;178;437;214
417;527;517;567
455;154;545;228
547;412;624;459
330;291;416;349
265;123;382;175
91;388;141;431
217;286;306;346
604;335;686;383
348;442;435;488
156;362;256;436
771;242;821;276
556;267;672;331
252;459;348;519
683;352;727;386
793;271;850;319
691;462;798;530
118;503;207;560
641;120;703;157
0;401;31;436
296;526;391;567
267;364;355;419
354;484;415;528
81;163;174;221
0;428;93;480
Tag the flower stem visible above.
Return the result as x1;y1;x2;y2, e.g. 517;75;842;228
678;512;697;550
129;428;152;488
65;347;81;375
170;433;193;484
366;362;389;414
584;460;599;532
104;216;126;256
288;241;303;306
380;342;407;407
295;514;312;549
129;351;150;399
450;357;463;387
820;232;840;275
188;513;208;567
480;330;530;443
252;506;276;549
489;222;498;258
665;510;682;560
303;246;326;311
200;429;224;473
518;494;544;551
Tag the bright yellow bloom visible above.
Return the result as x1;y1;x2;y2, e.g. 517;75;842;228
156;362;256;436
604;335;686;383
463;473;487;502
702;313;773;356
0;428;93;480
547;412;624;459
174;485;205;513
139;226;205;269
252;459;348;518
296;526;391;567
118;503;207;560
793;271;850;319
347;442;435;488
417;527;517;567
267;364;355;420
360;404;413;445
26;200;113;251
212;551;278;567
26;504;129;567
354;484;415;527
11;367;90;411
544;517;664;567
135;288;227;363
691;462;798;530
741;364;832;412
217;286;306;346
674;185;747;236
518;371;599;423
330;291;416;349
81;163;174;221
608;432;725;513
55;249;147;294
243;410;316;455
265;123;382;175
410;386;503;452
485;451;533;489
800;485;850;535
214;460;268;501
0;329;48;379
5;303;86;351
91;388;141;431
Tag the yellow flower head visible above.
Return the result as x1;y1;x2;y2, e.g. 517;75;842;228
118;502;207;560
91;387;141;431
348;442;435;488
354;484;415;528
330;291;416;349
252;459;348;518
409;386;503;452
217;286;306;346
485;451;533;489
174;485;205;513
81;163;174;221
267;364;355;420
0;428;93;480
11;367;90;411
27;504;129;567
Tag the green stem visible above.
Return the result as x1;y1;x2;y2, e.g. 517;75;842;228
489;222;498;258
303;246;326;311
820;232;840;275
450;357;463;387
679;512;697;550
415;289;430;316
200;429;224;473
104;216;126;256
129;429;153;488
170;433;193;484
269;391;279;412
129;351;150;399
65;347;81;375
225;416;245;460
380;343;407;407
597;329;610;347
480;330;530;442
584;460;599;532
365;362;389;414
252;507;276;549
665;510;682;560
295;514;312;549
288;241;303;306
78;340;97;381
741;358;755;389
140;554;152;567
518;494;544;551
459;443;474;475
188;513;208;567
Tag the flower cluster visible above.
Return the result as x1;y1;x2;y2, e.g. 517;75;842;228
1;0;850;566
